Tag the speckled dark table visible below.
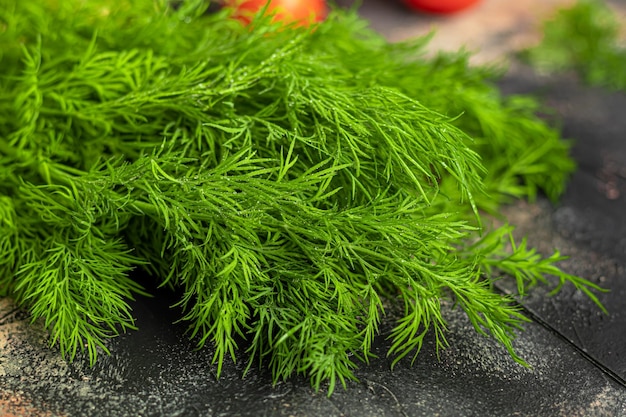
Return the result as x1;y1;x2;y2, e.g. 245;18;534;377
2;1;626;416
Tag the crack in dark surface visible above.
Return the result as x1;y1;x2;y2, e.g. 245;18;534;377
364;379;410;417
513;298;626;390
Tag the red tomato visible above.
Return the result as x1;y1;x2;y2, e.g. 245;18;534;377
403;0;480;14
225;0;327;27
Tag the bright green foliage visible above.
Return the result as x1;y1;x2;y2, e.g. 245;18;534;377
524;0;626;90
0;0;605;393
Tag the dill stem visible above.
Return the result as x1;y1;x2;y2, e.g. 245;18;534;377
0;137;25;161
0;134;172;222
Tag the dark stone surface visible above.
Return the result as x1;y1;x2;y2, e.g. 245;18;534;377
496;64;626;383
2;289;626;417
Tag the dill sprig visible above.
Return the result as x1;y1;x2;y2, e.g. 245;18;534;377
0;0;605;393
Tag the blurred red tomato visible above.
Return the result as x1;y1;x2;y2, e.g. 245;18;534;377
225;0;327;26
403;0;480;14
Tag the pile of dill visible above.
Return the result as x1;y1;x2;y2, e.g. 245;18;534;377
0;0;605;392
524;0;626;91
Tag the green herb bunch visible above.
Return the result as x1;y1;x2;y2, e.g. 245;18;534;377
524;0;626;91
0;0;605;393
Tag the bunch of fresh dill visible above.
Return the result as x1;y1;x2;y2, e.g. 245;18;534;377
0;0;605;393
524;0;626;90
